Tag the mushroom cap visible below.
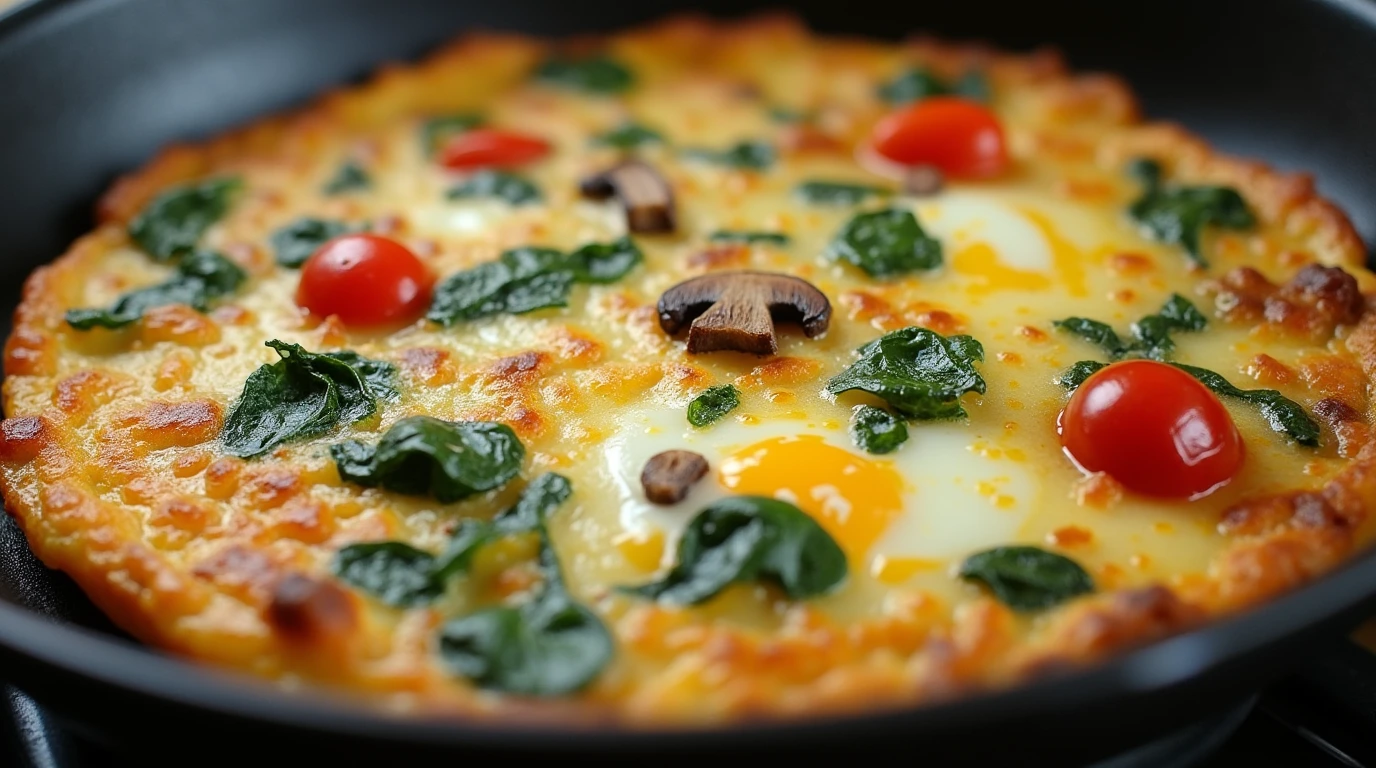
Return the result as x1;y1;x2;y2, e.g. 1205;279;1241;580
657;270;831;355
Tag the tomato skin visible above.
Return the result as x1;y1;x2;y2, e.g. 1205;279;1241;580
296;234;433;327
870;97;1009;178
438;128;551;170
1058;360;1245;499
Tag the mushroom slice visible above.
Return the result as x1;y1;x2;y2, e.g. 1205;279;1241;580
579;160;676;234
640;450;709;505
657;270;831;355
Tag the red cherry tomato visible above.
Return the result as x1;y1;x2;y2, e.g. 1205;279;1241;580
1058;360;1245;499
296;234;433;327
870;97;1009;178
438;128;551;170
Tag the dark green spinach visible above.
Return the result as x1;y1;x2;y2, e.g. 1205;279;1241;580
65;250;246;330
331;415;525;503
682;141;775;170
795;180;891;205
534;55;634;94
1053;293;1207;361
1054;360;1107;390
707;230;790;246
687;384;740;427
1171;364;1321;447
427;237;642;325
323;161;371;195
270;217;352;268
825;208;942;278
592;122;664;149
446;170;543;206
220;340;393;458
128;177;241;261
1127;158;1256;268
421;113;484;157
959;546;1094;611
622;496;847;604
877;67;989;104
849;405;909;454
826;327;986;420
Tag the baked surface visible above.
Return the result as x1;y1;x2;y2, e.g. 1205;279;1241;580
2;14;1374;725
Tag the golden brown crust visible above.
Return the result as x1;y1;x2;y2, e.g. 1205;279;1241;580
1;12;1374;726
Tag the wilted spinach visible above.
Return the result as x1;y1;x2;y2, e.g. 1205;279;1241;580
446;170;543;206
270;217;352;268
621;496;847;604
1053;293;1207;361
534;55;634;94
824;208;942;278
707;230;791;246
795;180;891;205
826;327;986;420
331;415;525;503
1054;360;1107;390
421;113;484;157
220;340;394;458
592;122;663;149
877;67;989;104
1127;158;1256;268
65;250;246;330
959;546;1094;611
128;177;241;261
686;384;740;427
682;140;775;170
849;405;909;454
427;237;642;325
322;161;371;195
1171;364;1321;447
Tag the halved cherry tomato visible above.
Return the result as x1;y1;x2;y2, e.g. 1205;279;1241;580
296;234;433;327
439;128;551;170
870;97;1009;178
1058;360;1245;499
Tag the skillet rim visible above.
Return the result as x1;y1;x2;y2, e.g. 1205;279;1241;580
2;0;1376;751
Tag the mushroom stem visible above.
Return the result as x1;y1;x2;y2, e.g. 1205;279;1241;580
579;160;676;234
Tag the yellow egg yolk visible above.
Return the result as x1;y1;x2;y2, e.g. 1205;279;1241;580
718;435;906;559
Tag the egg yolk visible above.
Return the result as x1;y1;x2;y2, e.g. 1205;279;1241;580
718;435;906;559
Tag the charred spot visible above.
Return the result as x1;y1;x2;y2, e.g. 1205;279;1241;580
488;351;550;382
192;545;280;605
1212;264;1364;340
239;467;302;510
0;417;49;464
1220;490;1346;537
1313;397;1364;426
267;573;358;642
1279;264;1364;325
399;346;456;386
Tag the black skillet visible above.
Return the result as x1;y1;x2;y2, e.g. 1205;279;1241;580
1;0;1376;764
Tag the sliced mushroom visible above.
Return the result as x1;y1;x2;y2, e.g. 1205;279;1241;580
579;160;676;234
903;164;944;197
658;270;831;355
640;450;710;505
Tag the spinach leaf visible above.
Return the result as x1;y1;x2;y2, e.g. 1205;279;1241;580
850;405;909;454
321;351;399;402
65;250;247;330
1055;360;1107;390
564;236;643;284
427;238;641;325
795;180;891;205
622;496;847;604
959;546;1094;611
221;340;390;458
331;415;525;503
826;327;985;420
878;67;989;104
535;55;634;94
708;230;790;246
1054;293;1207;361
333;473;571;606
421;113;484;157
592;122;663;149
687;384;740;427
439;527;612;696
129;177;241;261
446;170;543;206
825;208;942;278
682;141;775;170
333;542;443;607
270;217;351;268
1170;364;1321;447
1127;158;1256;268
323;161;371;195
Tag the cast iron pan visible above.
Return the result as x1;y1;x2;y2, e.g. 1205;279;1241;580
1;0;1375;764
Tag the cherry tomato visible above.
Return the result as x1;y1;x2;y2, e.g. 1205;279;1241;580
439;128;551;170
1058;360;1245;499
869;97;1009;178
296;234;433;327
